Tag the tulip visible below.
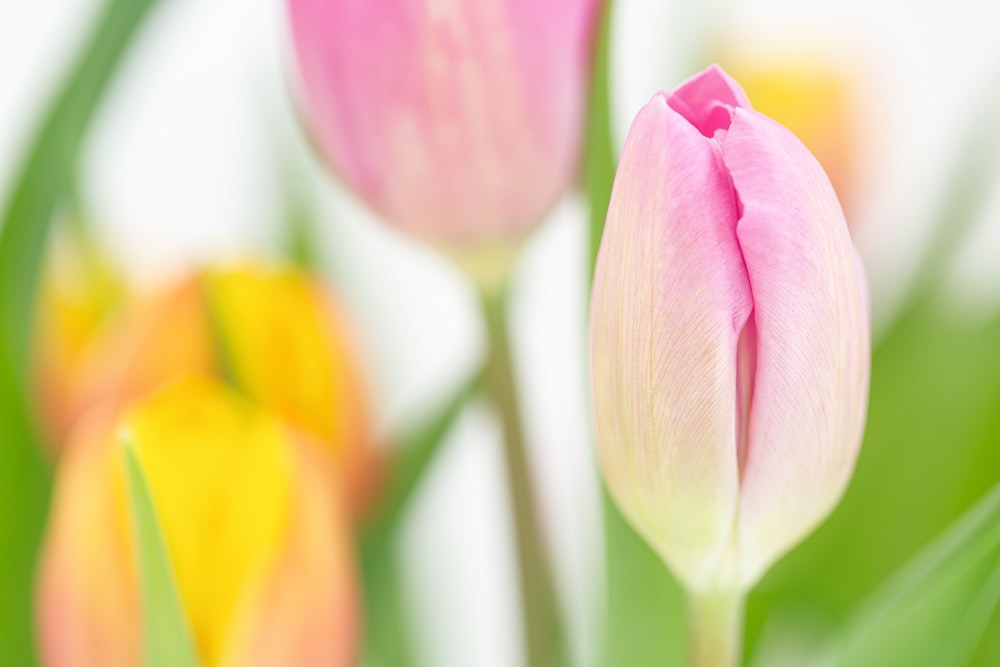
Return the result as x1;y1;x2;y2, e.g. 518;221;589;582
286;0;600;252
589;65;869;662
36;376;359;667
34;224;127;448
40;262;379;517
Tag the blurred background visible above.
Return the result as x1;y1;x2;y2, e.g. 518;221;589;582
2;0;1000;665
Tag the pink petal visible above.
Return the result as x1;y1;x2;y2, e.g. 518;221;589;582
287;0;599;246
666;65;752;138
723;108;870;583
590;94;752;589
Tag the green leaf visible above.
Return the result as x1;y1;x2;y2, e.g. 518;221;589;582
359;369;484;667
583;0;617;280
820;480;1000;667
200;279;243;394
600;487;687;667
280;170;323;272
0;1;159;662
0;352;49;660
0;0;160;378
122;436;203;667
362;368;485;548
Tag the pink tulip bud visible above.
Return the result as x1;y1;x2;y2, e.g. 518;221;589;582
590;66;869;593
286;0;600;249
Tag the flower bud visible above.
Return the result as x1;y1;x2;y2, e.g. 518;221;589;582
286;0;600;249
589;66;869;592
36;377;359;667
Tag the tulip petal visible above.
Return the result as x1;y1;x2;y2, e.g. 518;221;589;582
37;378;361;667
37;410;139;667
126;379;293;666
590;94;752;589
723;108;870;584
288;0;598;245
205;266;379;519
224;439;359;667
666;64;751;138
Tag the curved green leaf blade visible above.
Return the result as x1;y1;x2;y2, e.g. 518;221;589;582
0;1;160;662
122;436;203;667
822;481;1000;667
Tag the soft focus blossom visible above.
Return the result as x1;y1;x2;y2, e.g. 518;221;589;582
37;376;359;667
286;0;600;250
34;225;127;449
589;66;870;592
36;262;379;517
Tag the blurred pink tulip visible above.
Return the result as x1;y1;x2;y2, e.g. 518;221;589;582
590;66;870;593
287;0;600;249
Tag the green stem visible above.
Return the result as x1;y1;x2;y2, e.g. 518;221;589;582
688;588;745;667
480;283;565;667
583;0;617;280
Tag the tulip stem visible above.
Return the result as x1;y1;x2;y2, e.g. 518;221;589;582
480;283;566;667
688;588;745;667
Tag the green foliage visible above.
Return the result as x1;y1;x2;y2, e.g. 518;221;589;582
745;303;1000;666
826;480;1000;666
360;370;485;666
601;489;687;667
583;0;617;277
0;1;160;663
122;439;203;667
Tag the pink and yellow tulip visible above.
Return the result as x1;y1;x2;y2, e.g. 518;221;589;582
590;66;870;593
36;262;379;517
37;376;359;667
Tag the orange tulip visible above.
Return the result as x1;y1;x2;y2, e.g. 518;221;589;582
33;226;127;448
38;262;379;517
36;377;359;667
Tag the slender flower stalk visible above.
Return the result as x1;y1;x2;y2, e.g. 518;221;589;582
480;283;565;667
687;588;744;667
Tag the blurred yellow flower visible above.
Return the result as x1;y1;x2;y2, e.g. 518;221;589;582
34;224;128;448
36;261;380;517
36;376;359;667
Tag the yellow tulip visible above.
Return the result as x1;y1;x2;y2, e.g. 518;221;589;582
36;376;359;667
33;225;127;447
39;262;379;517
